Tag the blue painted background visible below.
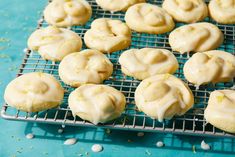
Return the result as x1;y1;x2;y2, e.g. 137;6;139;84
0;0;234;157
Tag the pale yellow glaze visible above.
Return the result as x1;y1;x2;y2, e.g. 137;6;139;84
169;22;224;54
96;0;145;12
59;49;113;87
209;0;235;24
162;0;208;23
205;90;235;133
69;84;126;124
184;50;235;85
4;72;64;112
135;74;194;122
84;18;132;53
119;48;179;80
28;26;82;61
125;3;175;34
44;0;92;27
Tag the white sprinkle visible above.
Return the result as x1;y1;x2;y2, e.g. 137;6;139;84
156;141;164;147
187;52;190;58
64;138;77;145
37;18;43;24
23;48;29;53
26;133;34;139
195;85;200;90
231;85;235;90
58;128;64;134
201;140;210;150
137;132;144;137
62;124;66;128
91;144;103;153
52;61;56;65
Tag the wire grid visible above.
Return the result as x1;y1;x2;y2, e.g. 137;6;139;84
1;0;235;138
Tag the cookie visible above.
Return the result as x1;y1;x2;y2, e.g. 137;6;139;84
4;72;64;112
184;50;235;85
44;0;92;27
28;26;82;61
169;22;224;54
135;74;194;122
209;0;235;24
59;49;113;87
205;90;235;133
69;84;126;124
125;3;175;34
119;48;179;80
96;0;145;12
162;0;208;23
84;18;131;53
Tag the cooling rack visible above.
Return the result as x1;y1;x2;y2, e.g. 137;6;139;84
1;0;235;138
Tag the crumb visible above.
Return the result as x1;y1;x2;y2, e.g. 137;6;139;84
156;141;164;148
137;132;145;137
192;145;196;153
145;150;151;156
105;129;111;134
127;139;132;143
201;140;210;150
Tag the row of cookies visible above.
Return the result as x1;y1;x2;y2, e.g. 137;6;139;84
43;0;235;28
26;20;235;88
4;0;235;134
4;72;235;133
27;20;226;61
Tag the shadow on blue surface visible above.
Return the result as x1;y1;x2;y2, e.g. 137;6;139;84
23;122;235;155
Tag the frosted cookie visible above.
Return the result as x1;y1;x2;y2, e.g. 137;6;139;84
4;72;64;112
162;0;208;23
205;90;235;133
169;22;224;54
125;3;175;34
119;48;179;80
28;26;82;61
68;84;126;124
84;18;131;53
96;0;145;12
184;50;235;85
44;0;92;27
135;74;194;122
209;0;235;24
59;49;113;87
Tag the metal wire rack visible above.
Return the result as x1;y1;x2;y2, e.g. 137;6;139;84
1;0;235;138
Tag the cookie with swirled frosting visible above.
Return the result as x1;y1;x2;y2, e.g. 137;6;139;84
135;74;194;122
205;90;235;133
162;0;208;23
44;0;92;27
125;3;175;34
96;0;145;12
169;22;224;54
28;26;82;61
119;48;179;80
183;50;235;85
209;0;235;24
59;49;113;87
69;84;126;124
84;18;132;53
4;72;64;112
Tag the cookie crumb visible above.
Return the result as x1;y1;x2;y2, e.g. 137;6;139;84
91;144;103;153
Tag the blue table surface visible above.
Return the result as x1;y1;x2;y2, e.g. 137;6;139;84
0;0;234;157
